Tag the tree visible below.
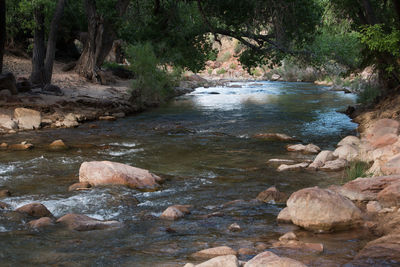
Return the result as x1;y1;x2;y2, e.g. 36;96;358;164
75;0;130;82
31;0;67;86
0;0;6;74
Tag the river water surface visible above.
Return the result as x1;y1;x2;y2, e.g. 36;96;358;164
0;82;370;266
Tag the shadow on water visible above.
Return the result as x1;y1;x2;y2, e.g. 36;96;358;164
0;81;371;266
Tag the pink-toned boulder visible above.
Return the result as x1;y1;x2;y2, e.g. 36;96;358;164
244;251;306;267
370;134;398;149
337;175;400;201
256;186;287;204
286;187;362;232
192;246;237;259
333;145;359;161
377;182;400;208
319;159;347;171
366;119;399;143
16;203;52;218
308;150;335;170
338;136;361;147
382;153;400;175
56;213;122;231
194;255;239;267
79;161;162;190
27;217;54;228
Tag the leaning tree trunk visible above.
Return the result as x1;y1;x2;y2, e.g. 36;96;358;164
75;0;130;82
0;0;5;74
31;6;46;86
43;0;67;85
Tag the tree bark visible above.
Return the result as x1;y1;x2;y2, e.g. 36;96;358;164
31;6;46;86
0;0;5;74
75;0;130;82
43;0;67;84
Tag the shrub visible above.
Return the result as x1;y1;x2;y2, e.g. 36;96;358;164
217;52;231;62
343;161;370;183
126;43;178;107
234;41;245;55
207;69;212;75
357;84;381;105
229;63;237;70
216;68;226;75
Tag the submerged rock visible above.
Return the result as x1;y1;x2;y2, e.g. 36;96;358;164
9;143;34;150
272;240;324;253
267;159;295;164
286;187;362;232
254;133;296;141
68;182;91;191
244;251;306;267
79;161;162;190
56;213;122;231
16;203;52;218
192;246;237;259
256;186;287;203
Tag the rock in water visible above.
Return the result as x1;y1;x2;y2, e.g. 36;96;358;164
160;206;184;220
195;255;239;267
256;186;287;203
253;133;296;141
287;187;362;232
79;161;162;190
27;217;54;229
56;214;122;231
192;246;237;259
49;139;68;149
14;108;41;130
244;251;306;267
16;203;52;218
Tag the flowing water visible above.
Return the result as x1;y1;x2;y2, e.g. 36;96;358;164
0;82;371;266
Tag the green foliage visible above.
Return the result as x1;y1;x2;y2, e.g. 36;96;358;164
216;68;226;75
344;161;370;183
126;43;178;106
234;41;244;55
251;68;261;77
217;52;231;63
207;69;212;75
229;63;237;70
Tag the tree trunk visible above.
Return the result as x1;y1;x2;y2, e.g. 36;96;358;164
0;0;5;74
31;6;46;86
43;0;67;84
75;0;130;82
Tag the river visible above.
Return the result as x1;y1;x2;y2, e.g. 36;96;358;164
0;81;370;266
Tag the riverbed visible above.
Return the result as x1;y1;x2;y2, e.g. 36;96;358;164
0;81;369;266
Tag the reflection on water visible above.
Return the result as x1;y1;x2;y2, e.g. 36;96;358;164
0;81;366;266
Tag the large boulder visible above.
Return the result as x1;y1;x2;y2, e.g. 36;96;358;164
377;182;400;208
286;187;362;232
244;251;306;267
14;108;41;130
192;255;239;267
27;217;54;229
338;136;361;147
56;213;122;231
192;246;237;259
277;207;292;223
382;153;400;175
336;175;400;202
333;145;359;161
79;161;162;190
365;119;399;145
16;203;52;218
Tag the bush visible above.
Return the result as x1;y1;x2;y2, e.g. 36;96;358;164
357;84;381;105
234;41;245;55
207;69;212;75
343;161;370;183
217;52;231;62
216;68;226;75
126;43;178;107
229;63;237;70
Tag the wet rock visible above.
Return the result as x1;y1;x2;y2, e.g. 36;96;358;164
279;232;297;242
337;175;400;201
9;142;34;150
79;161;162;190
68;182;91;191
192;246;237;259
287;144;320;154
14;108;41;130
160;206;184;220
272;240;324;253
0;201;10;209
287;187;362;232
16;203;52;218
238;248;256;255
0;114;18;130
333;145;359;161
277;207;292;223
338;136;361;147
308;150;335;170
228;223;241;232
319;158;347;172
277;162;309;172
56;213;122;231
193;255;239;267
267;159;295;164
49;139;68;149
254;133;296;141
244;251;306;267
27;217;54;229
377;182;400;208
256;186;287;203
352;234;400;265
366;201;382;213
0;189;11;198
99;115;116;121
